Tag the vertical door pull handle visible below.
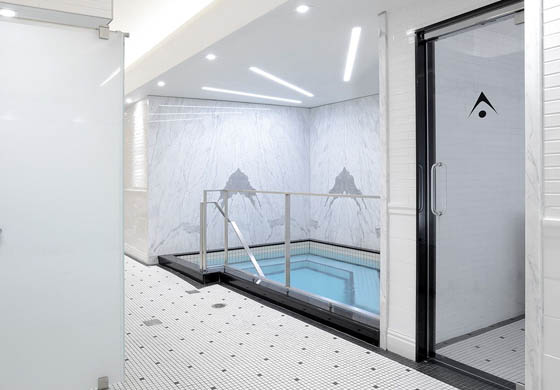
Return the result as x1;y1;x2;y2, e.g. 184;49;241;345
430;162;447;216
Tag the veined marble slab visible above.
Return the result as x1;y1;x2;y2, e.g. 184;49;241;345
309;95;381;250
132;95;381;258
147;97;310;256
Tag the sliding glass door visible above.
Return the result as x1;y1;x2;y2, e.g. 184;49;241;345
417;2;525;388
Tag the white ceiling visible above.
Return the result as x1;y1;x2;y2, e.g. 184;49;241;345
126;0;379;108
111;0;216;67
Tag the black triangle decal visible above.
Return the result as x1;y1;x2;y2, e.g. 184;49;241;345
469;92;497;117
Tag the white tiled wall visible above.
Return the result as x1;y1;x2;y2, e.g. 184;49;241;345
542;1;560;388
124;100;149;262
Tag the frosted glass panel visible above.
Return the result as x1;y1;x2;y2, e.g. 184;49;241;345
0;20;124;389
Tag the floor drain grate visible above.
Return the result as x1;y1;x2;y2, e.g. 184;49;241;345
212;303;227;309
143;319;163;326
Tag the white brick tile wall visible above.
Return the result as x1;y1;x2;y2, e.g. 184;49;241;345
543;3;560;387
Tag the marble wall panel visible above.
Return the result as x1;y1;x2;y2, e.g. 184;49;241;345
147;97;310;257
309;95;381;251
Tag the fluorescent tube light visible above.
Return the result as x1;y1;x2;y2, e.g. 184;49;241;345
343;27;362;82
249;67;314;97
202;87;302;104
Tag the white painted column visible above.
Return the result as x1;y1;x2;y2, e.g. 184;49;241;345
378;10;390;351
525;0;544;389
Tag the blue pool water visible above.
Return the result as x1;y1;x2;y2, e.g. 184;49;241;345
232;254;380;314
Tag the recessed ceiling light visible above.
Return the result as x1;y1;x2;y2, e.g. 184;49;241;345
249;67;313;97
202;87;302;104
0;9;16;18
296;5;310;14
206;53;217;61
343;27;362;82
157;80;166;87
126;98;133;104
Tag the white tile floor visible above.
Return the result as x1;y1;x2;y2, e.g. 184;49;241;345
437;319;525;385
112;257;458;390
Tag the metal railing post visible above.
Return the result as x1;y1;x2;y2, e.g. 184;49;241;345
285;193;291;287
223;190;229;264
200;201;207;272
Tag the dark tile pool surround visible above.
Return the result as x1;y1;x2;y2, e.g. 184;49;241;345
159;239;381;345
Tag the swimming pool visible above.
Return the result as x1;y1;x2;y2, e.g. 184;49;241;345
231;254;380;314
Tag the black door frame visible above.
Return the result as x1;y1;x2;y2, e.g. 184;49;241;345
415;1;524;388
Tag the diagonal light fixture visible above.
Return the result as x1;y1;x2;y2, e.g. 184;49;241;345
249;67;314;97
343;27;362;82
202;87;302;104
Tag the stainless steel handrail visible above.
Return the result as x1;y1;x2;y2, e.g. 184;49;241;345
200;201;265;283
201;189;381;289
204;189;380;199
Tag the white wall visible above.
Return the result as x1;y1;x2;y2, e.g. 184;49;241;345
540;0;560;388
1;0;112;18
434;20;525;342
0;0;112;28
146;97;311;262
124;96;381;264
383;0;497;360
309;96;381;251
124;100;149;263
0;20;124;390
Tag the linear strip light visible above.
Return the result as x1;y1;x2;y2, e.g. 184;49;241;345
202;87;302;104
249;67;314;97
343;27;362;82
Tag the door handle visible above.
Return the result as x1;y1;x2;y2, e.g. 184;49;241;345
418;164;424;213
430;162;447;216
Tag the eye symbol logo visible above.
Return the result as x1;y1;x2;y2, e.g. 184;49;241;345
469;92;497;119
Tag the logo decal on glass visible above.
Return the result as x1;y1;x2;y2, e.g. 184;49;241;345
469;92;497;119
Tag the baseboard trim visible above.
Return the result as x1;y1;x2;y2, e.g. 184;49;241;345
387;330;416;360
124;244;150;265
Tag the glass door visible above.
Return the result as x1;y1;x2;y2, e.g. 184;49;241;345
417;3;525;389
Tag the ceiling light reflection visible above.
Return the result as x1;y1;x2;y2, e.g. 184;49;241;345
158;104;271;110
202;86;302;104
